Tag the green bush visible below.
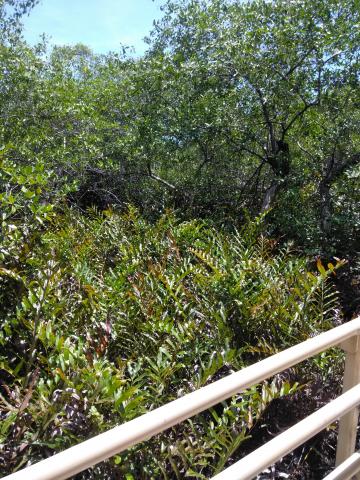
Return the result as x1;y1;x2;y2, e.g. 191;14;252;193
0;169;343;477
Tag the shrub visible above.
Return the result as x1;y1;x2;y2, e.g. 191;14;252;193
0;185;343;477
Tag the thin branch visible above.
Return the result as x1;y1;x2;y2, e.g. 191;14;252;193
323;50;344;65
285;48;315;77
147;161;177;190
296;141;317;162
239;159;267;198
282;100;318;139
224;130;265;162
149;172;177;190
243;76;276;152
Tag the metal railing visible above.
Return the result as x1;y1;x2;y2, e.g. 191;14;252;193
4;316;360;480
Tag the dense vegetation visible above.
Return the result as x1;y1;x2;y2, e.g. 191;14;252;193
0;0;359;478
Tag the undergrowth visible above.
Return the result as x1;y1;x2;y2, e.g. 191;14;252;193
0;160;344;478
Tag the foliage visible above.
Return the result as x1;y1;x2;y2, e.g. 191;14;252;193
1;0;358;477
0;162;343;476
1;0;359;251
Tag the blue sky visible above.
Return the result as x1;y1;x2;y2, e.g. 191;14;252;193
22;0;164;55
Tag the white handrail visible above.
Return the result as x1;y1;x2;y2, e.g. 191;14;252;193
4;316;360;480
324;452;360;480
211;384;360;480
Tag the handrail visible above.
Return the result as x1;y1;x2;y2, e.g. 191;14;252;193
4;316;360;480
324;452;360;480
212;384;360;480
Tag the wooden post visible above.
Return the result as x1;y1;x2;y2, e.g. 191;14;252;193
336;336;360;471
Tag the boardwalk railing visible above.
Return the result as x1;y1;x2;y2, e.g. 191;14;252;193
5;316;360;480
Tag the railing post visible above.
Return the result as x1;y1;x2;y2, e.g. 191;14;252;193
336;336;360;471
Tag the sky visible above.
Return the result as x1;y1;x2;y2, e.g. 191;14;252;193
22;0;164;56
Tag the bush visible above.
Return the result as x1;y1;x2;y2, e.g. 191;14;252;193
0;178;343;478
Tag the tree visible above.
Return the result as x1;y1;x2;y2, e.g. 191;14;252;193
0;0;38;41
136;0;359;244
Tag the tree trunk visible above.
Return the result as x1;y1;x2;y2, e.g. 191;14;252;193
319;179;332;237
261;179;281;212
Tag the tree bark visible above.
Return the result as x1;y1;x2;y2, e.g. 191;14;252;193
319;179;332;236
261;179;281;212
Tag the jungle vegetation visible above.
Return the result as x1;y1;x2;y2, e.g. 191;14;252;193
0;0;359;478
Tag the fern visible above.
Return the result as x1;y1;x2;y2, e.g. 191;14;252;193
1;207;344;477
